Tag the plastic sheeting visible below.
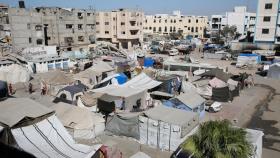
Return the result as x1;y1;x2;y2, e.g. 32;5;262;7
267;63;280;79
0;64;31;84
106;113;140;139
11;115;102;158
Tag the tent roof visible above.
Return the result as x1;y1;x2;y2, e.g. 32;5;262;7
0;98;53;127
176;91;205;109
123;73;162;90
74;61;114;78
198;68;232;82
92;73;161;98
80;92;104;107
39;70;74;85
51;102;104;129
144;105;197;126
57;82;87;98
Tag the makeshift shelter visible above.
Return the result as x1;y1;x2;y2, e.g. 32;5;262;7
163;91;206;119
0;98;102;158
143;58;154;67
139;105;199;151
153;75;182;94
54;81;87;105
0;80;8;100
198;68;232;82
51;102;105;140
106;113;140;139
93;73;128;89
74;61;114;88
267;63;280;79
0;64;31;84
39;70;74;96
77;92;104;112
93;73;162;112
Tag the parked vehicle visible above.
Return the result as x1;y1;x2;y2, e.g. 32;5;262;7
205;100;222;112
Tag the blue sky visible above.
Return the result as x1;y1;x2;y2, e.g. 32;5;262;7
3;0;257;16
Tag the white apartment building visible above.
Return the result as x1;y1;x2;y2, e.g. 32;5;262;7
95;9;144;50
143;11;208;38
211;6;256;36
254;0;280;44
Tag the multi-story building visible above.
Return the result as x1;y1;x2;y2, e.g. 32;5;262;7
143;11;208;38
254;0;280;44
0;3;10;42
210;7;256;36
95;9;144;50
8;6;95;51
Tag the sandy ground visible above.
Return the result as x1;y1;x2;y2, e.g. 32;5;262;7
8;51;280;157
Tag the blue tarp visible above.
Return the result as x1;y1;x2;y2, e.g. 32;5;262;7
144;58;154;67
239;53;261;63
115;73;128;85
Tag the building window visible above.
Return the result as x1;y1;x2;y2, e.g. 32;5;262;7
121;22;125;25
47;36;51;40
27;23;31;29
170;26;172;32
179;19;182;22
121;31;125;35
196;27;198;32
105;31;109;34
170;19;173;23
277;37;280;42
96;22;100;25
78;24;83;30
87;13;91;16
262;29;269;34
78;36;84;42
35;25;42;31
174;20;176;23
149;27;152;30
36;39;43;45
263;16;271;22
158;27;162;32
113;17;116;21
188;19;191;23
105;22;109;25
77;12;83;19
165;19;167;23
29;37;32;43
96;30;100;33
196;19;198;23
265;3;272;9
153;27;156;32
122;13;125;16
66;24;73;29
188;27;190;31
191;27;194;32
154;19;156;23
173;27;176;32
164;26;167;32
159;19;161;23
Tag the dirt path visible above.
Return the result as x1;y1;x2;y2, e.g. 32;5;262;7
246;84;280;155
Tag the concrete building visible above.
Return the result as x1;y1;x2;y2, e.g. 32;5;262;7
8;6;95;52
0;3;10;43
95;9;144;50
254;0;280;44
143;11;208;38
210;6;256;36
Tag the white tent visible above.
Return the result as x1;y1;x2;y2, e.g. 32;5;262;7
92;73;162;111
0;64;31;84
51;102;105;140
139;105;199;151
0;98;102;158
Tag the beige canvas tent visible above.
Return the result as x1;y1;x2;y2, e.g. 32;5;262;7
51;102;105;140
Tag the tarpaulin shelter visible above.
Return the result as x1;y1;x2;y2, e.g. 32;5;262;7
93;73;127;89
163;91;205;119
0;98;102;158
143;58;154;67
139;105;199;151
0;80;8;100
106;113;140;139
236;53;261;67
39;70;74;96
93;73;162;111
54;81;87;105
0;64;31;84
77;92;104;112
74;61;114;88
153;75;182;94
51;102;105;140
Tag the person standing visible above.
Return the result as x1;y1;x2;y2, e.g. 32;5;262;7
8;83;13;95
28;83;33;94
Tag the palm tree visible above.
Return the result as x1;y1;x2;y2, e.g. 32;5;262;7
181;120;253;158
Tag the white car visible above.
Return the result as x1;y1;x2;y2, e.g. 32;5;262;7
205;101;222;112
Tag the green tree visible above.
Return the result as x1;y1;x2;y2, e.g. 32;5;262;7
181;120;253;158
